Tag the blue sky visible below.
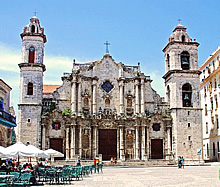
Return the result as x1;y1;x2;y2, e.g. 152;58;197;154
0;0;220;116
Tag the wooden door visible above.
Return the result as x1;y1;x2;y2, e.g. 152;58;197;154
50;138;63;160
99;129;117;160
151;139;163;159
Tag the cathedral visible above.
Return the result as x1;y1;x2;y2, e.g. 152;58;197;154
17;16;202;163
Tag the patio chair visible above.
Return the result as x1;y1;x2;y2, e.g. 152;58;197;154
0;177;8;187
45;170;56;185
59;168;71;184
10;172;20;182
69;168;80;181
12;172;31;186
36;167;46;183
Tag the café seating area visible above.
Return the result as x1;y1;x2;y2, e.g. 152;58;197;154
0;164;103;186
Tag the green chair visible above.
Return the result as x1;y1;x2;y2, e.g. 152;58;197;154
37;167;46;183
10;172;20;182
12;173;31;186
0;178;8;187
59;168;71;184
0;172;6;175
46;170;56;184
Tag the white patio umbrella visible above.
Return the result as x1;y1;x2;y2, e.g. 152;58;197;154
5;142;34;161
44;149;64;157
0;145;16;158
44;149;64;164
26;145;49;158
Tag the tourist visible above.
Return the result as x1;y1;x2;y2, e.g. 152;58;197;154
114;157;117;164
93;157;96;166
77;156;81;166
178;156;182;168
181;156;184;169
110;157;114;163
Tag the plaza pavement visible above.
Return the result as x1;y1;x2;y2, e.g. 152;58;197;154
43;164;220;187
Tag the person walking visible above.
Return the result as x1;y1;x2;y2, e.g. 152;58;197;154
76;156;81;166
178;156;182;168
181;156;184;169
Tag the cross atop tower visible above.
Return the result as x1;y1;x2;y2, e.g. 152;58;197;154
104;41;110;53
177;18;182;24
34;9;38;17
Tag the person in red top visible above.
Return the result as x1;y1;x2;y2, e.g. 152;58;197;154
93;158;96;165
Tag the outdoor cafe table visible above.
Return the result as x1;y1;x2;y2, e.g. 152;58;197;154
0;175;14;178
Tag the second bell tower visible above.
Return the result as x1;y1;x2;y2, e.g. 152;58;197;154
163;24;202;162
17;16;47;147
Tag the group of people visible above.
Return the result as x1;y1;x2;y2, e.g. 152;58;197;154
178;156;184;169
110;157;117;164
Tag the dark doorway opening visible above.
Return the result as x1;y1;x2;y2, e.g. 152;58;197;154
50;138;63;160
151;139;163;159
99;129;117;160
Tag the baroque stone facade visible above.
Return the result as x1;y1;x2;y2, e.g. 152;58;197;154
18;17;202;163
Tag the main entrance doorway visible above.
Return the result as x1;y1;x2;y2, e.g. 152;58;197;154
99;129;117;160
50;138;63;160
151;139;163;159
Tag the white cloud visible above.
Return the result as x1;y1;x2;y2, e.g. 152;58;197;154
0;43;79;118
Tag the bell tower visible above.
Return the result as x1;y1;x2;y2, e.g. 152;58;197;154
17;16;47;147
163;23;203;162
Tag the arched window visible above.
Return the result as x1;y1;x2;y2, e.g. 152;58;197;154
213;142;216;156
29;47;35;63
182;83;192;107
181;51;190;70
167;54;170;68
167;86;170;103
105;99;110;107
27;82;33;95
0;97;3;110
31;25;35;33
181;35;185;42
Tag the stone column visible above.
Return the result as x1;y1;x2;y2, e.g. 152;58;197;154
65;126;70;160
93;125;97;157
78;81;82;115
41;124;46;150
119;81;124;114
119;126;125;160
135;80;139;113
146;126;150;159
167;127;171;155
79;125;82;158
135;125;140;160
140;79;145;114
89;128;92;159
141;126;146;160
92;80;97;115
70;124;75;159
71;76;77;115
117;128;120;159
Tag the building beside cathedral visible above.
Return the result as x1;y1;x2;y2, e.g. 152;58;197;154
0;79;16;147
18;16;202;163
200;47;220;161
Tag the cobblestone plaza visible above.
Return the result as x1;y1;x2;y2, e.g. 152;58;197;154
42;165;220;187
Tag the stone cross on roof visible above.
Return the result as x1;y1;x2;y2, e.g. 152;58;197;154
104;41;110;53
